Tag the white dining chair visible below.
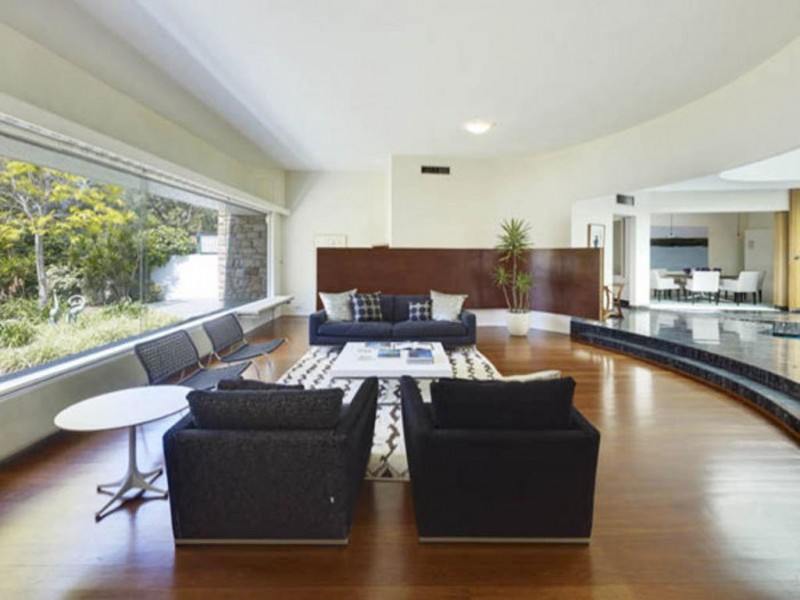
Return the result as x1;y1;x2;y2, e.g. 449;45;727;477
720;271;760;305
685;271;720;304
650;270;680;301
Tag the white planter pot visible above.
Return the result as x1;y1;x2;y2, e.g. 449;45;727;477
505;311;531;336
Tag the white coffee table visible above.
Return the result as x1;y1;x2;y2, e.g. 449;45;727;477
54;385;191;520
329;342;453;379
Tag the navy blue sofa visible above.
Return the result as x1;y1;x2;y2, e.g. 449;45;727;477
309;294;476;347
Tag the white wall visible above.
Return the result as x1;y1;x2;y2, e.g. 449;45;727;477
389;156;575;249
650;213;742;275
570;195;652;306
282;171;388;314
648;211;777;279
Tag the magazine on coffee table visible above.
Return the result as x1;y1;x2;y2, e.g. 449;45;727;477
377;348;401;358
407;347;434;364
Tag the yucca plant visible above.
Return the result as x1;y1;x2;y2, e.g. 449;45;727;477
493;218;533;313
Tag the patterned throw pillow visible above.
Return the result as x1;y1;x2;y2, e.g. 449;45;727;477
319;289;357;321
352;292;383;322
408;301;431;321
430;290;468;321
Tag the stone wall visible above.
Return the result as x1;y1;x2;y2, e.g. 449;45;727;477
217;208;267;304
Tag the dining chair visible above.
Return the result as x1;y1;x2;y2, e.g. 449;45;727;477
685;271;720;304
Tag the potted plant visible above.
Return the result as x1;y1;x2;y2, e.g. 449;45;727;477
493;218;533;336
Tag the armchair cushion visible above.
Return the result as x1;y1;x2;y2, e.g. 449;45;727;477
431;377;575;430
318;321;393;338
217;378;304;391
188;387;343;431
392;319;467;338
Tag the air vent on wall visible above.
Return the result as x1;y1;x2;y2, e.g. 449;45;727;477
616;194;635;206
421;165;450;175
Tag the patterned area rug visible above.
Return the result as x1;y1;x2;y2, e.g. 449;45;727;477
278;345;499;481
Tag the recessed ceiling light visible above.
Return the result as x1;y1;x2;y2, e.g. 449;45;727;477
463;119;495;135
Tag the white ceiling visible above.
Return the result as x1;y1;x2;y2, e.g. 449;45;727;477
11;1;800;171
646;148;800;192
721;148;800;183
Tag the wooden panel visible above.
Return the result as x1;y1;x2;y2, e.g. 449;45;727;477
773;211;789;309
316;247;602;319
789;191;800;310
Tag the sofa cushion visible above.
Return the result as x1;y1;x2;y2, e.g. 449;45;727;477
319;289;357;321
392;295;431;322
408;301;432;321
379;294;395;321
352;292;384;322
430;290;468;321
318;320;393;338
188;388;343;430
430;377;576;430
392;320;467;339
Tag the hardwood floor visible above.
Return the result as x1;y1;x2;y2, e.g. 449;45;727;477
1;316;798;599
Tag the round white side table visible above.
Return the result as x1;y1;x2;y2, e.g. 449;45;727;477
54;385;191;521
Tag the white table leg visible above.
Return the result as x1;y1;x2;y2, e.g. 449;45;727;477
95;425;167;521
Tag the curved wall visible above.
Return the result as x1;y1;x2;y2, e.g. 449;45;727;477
389;37;800;249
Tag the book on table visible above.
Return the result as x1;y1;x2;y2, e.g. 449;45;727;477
406;348;434;364
377;348;401;358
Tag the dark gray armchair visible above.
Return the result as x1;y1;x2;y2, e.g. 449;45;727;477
163;377;378;544
400;376;600;542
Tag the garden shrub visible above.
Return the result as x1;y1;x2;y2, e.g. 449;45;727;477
99;299;148;319
0;254;36;298
0;306;177;374
0;297;46;322
0;319;36;348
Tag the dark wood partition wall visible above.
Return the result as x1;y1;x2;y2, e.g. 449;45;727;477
316;248;602;320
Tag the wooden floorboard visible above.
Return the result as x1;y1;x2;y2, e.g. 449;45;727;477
0;316;798;599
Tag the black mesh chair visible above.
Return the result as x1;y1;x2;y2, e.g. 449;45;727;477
134;330;250;390
203;314;286;376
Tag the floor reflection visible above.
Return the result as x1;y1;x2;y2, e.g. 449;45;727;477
598;308;800;383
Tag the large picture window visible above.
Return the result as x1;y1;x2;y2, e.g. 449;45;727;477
0;149;269;379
